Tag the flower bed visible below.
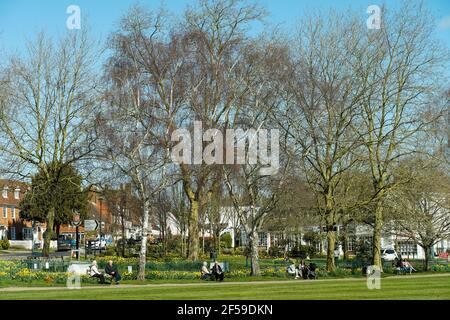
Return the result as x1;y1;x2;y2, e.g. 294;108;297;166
2;257;449;285
431;264;450;272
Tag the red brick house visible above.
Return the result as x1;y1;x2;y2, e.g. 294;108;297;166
0;179;114;243
0;179;32;241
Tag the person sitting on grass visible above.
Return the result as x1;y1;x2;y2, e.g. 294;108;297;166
212;261;225;282
287;261;300;279
89;260;106;284
201;261;213;280
105;260;122;284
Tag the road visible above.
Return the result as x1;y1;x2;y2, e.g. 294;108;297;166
0;250;70;260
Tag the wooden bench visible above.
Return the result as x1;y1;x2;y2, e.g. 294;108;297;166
200;262;229;281
86;266;114;284
209;262;229;273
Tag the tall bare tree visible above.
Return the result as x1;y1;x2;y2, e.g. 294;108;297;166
108;0;266;261
278;12;369;271
356;2;448;269
0;31;99;256
97;25;172;279
221;34;292;275
389;158;450;270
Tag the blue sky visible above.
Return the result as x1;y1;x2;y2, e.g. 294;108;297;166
0;0;449;69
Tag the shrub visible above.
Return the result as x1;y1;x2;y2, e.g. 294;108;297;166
0;240;10;250
220;233;232;249
147;243;164;259
322;267;354;278
354;238;372;264
259;249;270;258
102;247;117;257
221;248;233;255
303;231;321;245
289;245;315;259
202;238;215;253
431;264;450;272
268;246;284;258
231;247;242;255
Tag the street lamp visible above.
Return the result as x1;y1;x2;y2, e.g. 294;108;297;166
98;195;104;255
72;210;82;260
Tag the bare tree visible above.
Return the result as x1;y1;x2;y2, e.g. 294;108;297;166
102;183;141;257
355;2;448;269
278;12;369;271
109;0;266;261
96;78;170;279
169;183;190;257
221;34;292;276
390;158;450;270
0;31;99;256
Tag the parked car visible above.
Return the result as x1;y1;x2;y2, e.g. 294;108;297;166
381;248;399;261
86;239;106;251
57;234;73;251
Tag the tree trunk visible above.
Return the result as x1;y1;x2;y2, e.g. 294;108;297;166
249;230;261;276
201;228;205;255
188;200;200;261
181;231;185;258
216;229;221;256
423;246;431;272
326;228;336;272
121;207;126;257
372;204;383;270
138;202;149;281
42;207;55;257
343;234;349;260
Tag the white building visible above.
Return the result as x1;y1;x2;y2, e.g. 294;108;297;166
146;205;450;260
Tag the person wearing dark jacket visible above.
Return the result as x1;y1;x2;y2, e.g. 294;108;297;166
211;261;225;282
105;260;122;284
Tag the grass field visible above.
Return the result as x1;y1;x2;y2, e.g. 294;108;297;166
0;274;449;300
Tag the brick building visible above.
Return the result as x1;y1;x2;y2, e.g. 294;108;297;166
0;179;32;241
0;180;114;245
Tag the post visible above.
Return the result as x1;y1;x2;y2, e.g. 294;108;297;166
31;220;35;256
99;196;103;255
76;226;79;260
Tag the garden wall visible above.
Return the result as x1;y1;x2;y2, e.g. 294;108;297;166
9;240;57;250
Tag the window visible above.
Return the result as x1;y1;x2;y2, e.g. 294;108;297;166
9;227;16;240
14;188;20;200
11;207;15;219
2;207;6;219
23;228;32;240
2;187;8;199
398;241;418;259
347;236;355;252
258;232;268;247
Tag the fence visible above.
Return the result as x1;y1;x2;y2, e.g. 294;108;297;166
21;257;71;272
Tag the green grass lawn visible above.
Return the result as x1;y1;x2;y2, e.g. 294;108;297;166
1;275;449;300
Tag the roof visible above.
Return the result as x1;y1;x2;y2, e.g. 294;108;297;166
0;179;29;189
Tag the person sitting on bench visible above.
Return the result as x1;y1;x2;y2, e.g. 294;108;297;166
89;260;106;284
401;259;416;274
105;260;122;284
212;261;224;282
201;261;213;280
286;261;300;279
